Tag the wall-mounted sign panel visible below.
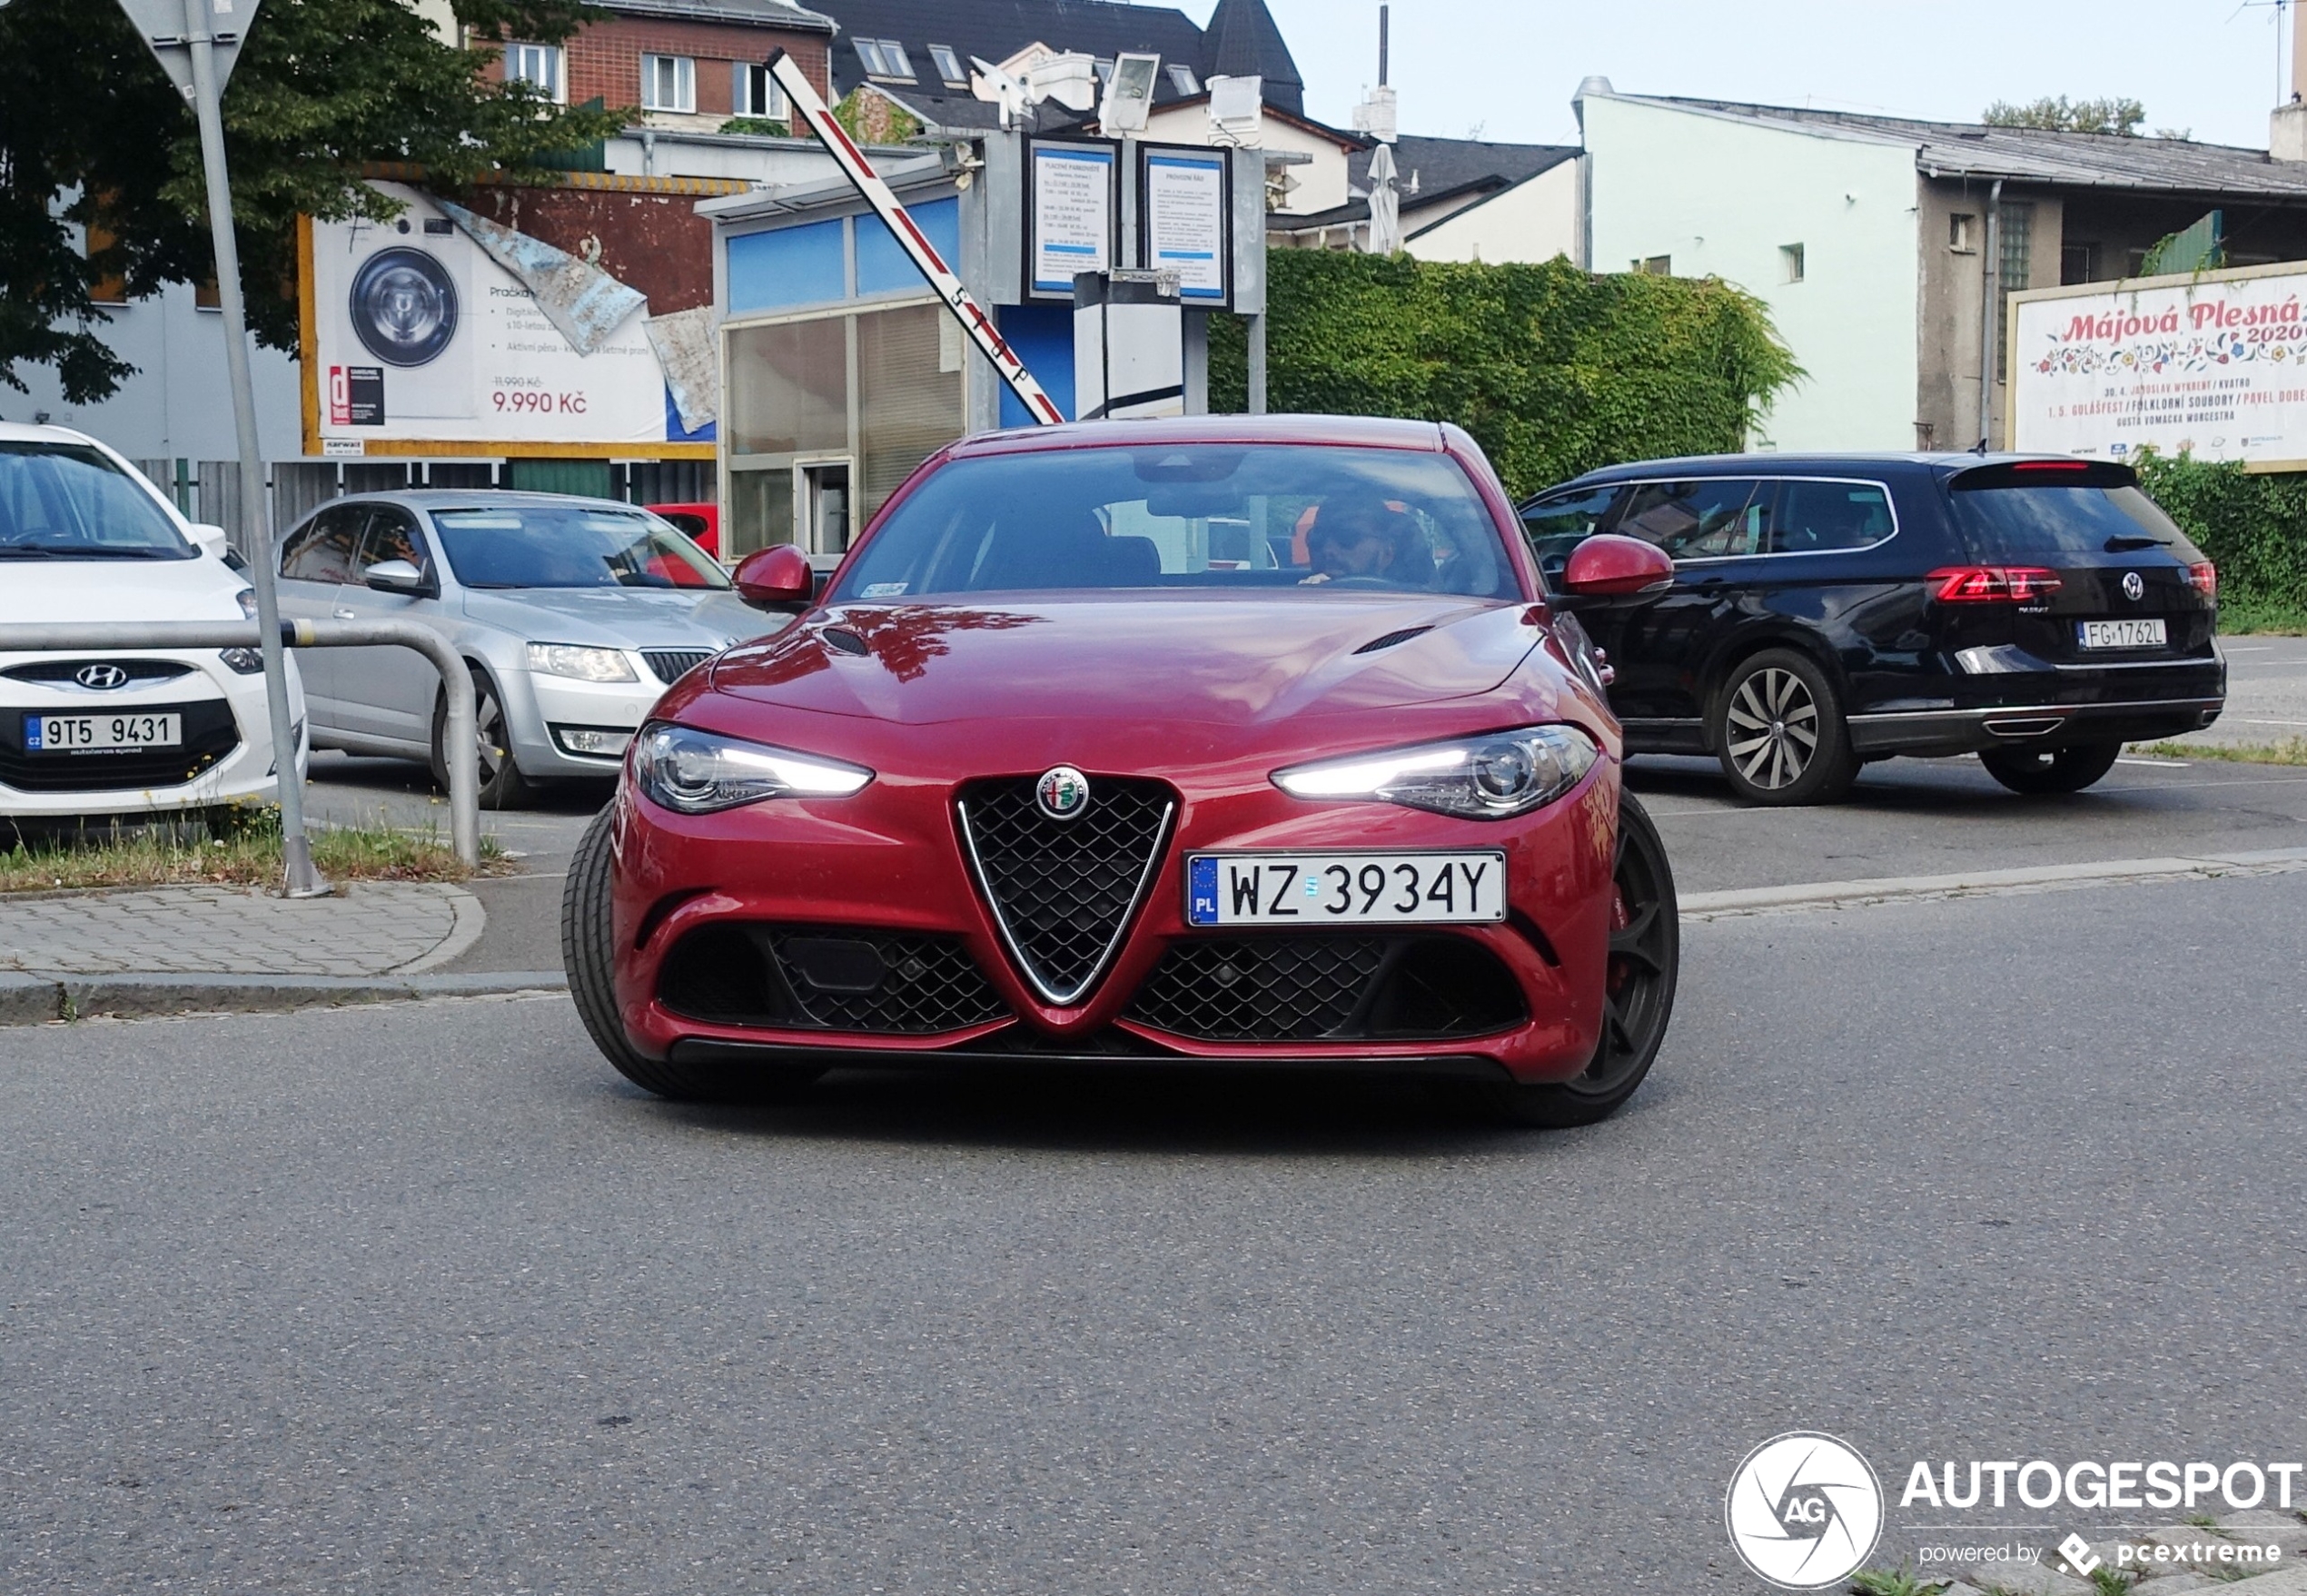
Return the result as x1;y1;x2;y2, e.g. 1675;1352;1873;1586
1139;144;1231;308
1025;140;1118;301
301;182;711;459
2009;262;2307;471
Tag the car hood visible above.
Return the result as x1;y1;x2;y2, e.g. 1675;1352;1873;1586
709;594;1545;727
459;586;768;649
0;556;247;625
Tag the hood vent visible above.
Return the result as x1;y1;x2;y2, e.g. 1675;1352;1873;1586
956;775;1175;1006
820;627;869;656
1352;625;1433;655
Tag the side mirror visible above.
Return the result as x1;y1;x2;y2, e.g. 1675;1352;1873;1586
733;544;815;611
363;558;431;596
188;522;232;561
1558;534;1675;599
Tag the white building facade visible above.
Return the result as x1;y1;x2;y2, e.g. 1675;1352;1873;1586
1579;87;1921;453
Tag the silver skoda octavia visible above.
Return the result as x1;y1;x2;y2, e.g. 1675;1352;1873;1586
274;491;770;807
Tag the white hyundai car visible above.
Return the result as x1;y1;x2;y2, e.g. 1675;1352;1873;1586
0;422;306;824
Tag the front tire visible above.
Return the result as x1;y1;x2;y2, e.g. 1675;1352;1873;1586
1980;739;2123;795
1710;649;1857;806
1485;791;1679;1128
560;804;822;1104
432;668;539;811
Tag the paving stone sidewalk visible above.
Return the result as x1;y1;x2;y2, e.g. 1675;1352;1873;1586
0;880;480;977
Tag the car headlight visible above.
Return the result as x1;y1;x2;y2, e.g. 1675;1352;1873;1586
235;588;259;620
219;647;266;674
632;722;873;814
527;642;637;682
1273;726;1600;819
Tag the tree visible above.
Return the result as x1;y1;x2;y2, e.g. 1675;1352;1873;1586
1981;95;2146;137
0;0;627;403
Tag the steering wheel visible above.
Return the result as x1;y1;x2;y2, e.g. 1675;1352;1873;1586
1322;574;1401;590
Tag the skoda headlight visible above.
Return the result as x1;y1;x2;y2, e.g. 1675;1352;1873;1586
1273;726;1599;819
632;722;873;814
527;642;637;682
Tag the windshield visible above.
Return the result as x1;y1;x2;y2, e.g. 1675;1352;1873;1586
0;443;193;560
830;444;1521;602
428;506;729;590
1949;482;2205;563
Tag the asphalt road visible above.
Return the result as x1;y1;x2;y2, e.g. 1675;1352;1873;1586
7;867;2304;1593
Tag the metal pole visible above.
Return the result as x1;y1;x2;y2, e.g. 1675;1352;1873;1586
1977;177;2004;451
181;0;323;897
0;620;479;868
1247;312;1268;415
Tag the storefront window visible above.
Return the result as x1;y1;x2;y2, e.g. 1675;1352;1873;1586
724;299;968;558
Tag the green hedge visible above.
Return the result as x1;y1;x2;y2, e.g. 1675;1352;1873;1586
2134;453;2307;633
1209;251;1800;501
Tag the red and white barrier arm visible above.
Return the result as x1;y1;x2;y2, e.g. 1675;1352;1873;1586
765;48;1065;426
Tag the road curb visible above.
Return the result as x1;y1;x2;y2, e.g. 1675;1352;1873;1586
0;970;567;1025
1681;846;2307;920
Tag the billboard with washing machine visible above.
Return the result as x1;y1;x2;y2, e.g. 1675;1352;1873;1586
300;182;715;459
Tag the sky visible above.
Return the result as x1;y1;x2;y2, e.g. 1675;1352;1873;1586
1174;0;2297;151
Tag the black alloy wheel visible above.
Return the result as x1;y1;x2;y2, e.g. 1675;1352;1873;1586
1980;739;2124;796
1710;648;1858;807
561;804;824;1103
431;668;537;810
1486;790;1679;1128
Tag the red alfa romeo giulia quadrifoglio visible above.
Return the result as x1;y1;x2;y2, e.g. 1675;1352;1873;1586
562;415;1680;1125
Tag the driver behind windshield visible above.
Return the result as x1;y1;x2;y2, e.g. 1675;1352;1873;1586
1300;498;1432;586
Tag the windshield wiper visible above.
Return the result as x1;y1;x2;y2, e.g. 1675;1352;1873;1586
0;545;58;558
2104;534;2171;551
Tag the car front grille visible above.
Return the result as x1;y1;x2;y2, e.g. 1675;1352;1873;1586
2;659;195;687
956;775;1175;1006
0;700;241;793
640;649;713;685
1127;935;1529;1043
658;922;1008;1034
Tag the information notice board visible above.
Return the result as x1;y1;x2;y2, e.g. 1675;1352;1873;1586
1026;140;1117;301
1139;144;1231;308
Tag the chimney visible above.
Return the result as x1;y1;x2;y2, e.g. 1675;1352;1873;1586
2275;3;2307;159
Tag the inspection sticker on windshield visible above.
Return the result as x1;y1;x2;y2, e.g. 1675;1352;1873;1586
1187;851;1508;927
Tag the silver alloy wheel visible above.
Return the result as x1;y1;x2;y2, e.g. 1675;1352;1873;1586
1724;667;1819;790
475;684;509;781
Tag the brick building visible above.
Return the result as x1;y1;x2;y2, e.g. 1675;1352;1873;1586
483;0;837;135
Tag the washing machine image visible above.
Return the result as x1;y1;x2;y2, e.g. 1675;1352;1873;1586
322;193;476;423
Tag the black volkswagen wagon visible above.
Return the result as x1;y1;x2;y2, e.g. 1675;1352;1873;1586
1521;454;2226;804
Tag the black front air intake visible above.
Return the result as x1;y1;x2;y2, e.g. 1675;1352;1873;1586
956;775;1175;1006
1126;935;1528;1043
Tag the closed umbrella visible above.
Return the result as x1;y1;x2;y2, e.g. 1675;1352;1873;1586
1366;141;1401;255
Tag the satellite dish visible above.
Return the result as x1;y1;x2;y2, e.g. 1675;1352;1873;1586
1205;74;1263;146
1099;51;1161;134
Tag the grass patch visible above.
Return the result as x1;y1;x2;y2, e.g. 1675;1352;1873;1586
1851;1570;1950;1596
2216;601;2307;637
2133;738;2307;766
0;808;504;894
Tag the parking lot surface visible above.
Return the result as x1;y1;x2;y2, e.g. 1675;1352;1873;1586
7;867;2302;1593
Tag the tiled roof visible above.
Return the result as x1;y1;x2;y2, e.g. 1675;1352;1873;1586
1619;94;2307;197
593;0;837;31
812;0;1307;123
1277;135;1580;233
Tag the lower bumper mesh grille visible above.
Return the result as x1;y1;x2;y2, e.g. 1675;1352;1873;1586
1127;935;1528;1043
659;923;1008;1034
